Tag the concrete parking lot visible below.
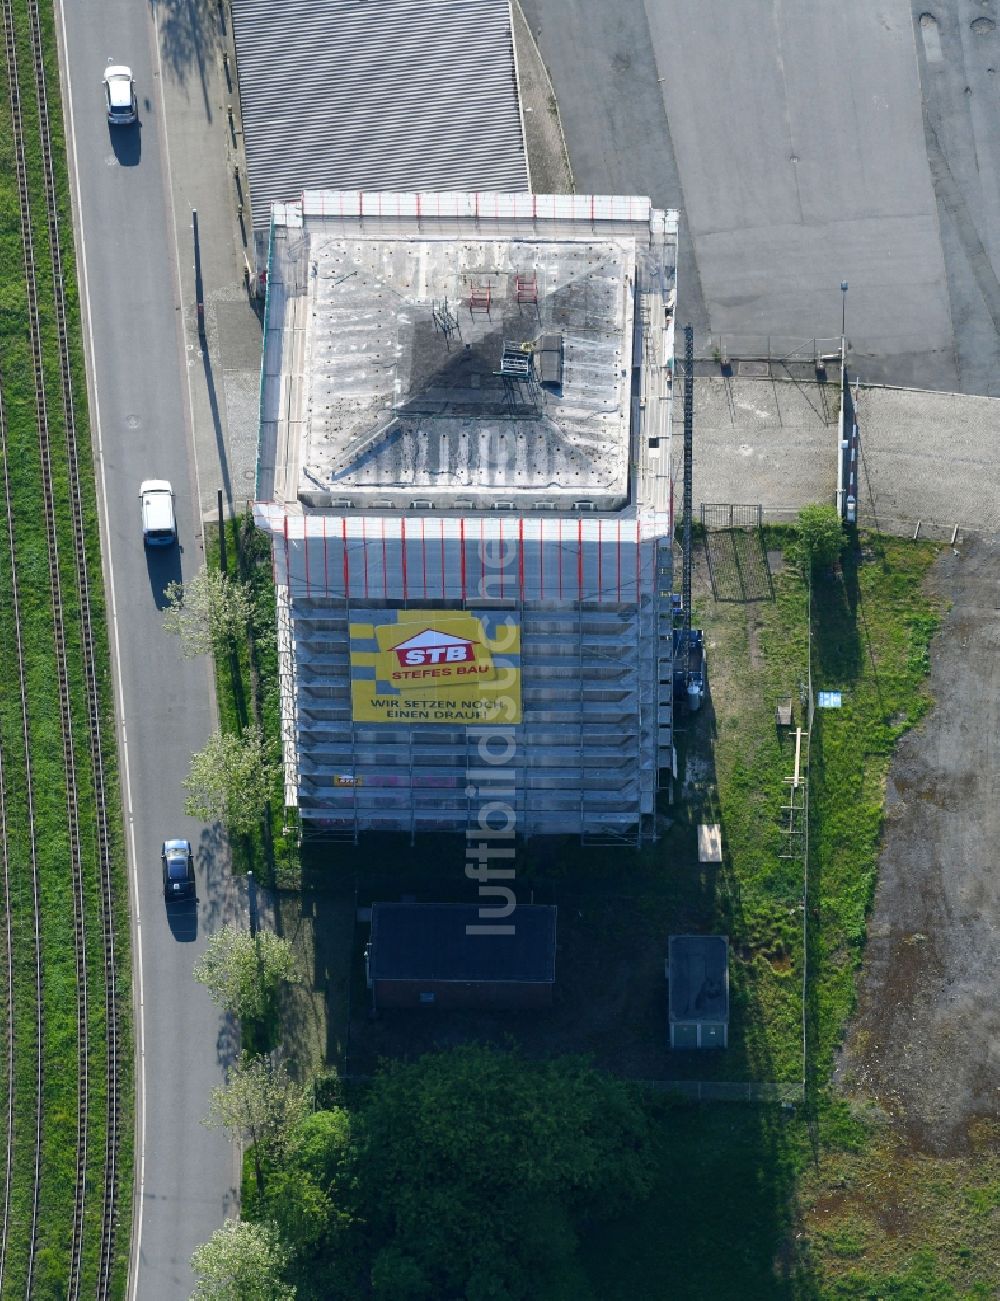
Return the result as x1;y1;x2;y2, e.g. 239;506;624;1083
524;0;1000;394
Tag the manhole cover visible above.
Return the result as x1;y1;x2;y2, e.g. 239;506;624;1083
739;361;770;377
125;414;140;429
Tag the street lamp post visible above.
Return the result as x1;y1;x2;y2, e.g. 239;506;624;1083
840;280;849;344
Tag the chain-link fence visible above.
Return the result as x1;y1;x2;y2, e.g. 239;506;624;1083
638;1080;805;1103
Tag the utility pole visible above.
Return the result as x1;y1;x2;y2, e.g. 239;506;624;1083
840;280;848;346
682;324;694;669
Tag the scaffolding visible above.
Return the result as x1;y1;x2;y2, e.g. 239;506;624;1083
274;520;665;844
468;281;492;315
255;191;679;843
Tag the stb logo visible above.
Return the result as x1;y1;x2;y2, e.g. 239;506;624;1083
392;629;476;667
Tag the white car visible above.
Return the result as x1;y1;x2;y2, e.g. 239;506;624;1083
103;64;137;125
139;480;176;548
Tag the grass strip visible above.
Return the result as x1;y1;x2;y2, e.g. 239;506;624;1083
208;511;299;884
1;1;132;1292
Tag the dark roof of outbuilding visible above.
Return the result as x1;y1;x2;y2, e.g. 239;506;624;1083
231;0;530;233
667;935;730;1023
370;903;556;984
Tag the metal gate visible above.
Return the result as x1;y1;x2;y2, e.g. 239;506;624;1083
701;503;763;532
699;503;773;602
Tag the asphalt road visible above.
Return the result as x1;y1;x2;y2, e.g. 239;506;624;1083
524;0;1000;394
56;0;238;1295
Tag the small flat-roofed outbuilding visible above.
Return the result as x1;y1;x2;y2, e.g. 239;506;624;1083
368;902;557;1009
697;823;722;863
667;935;729;1048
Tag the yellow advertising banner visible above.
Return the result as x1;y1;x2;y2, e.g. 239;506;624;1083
349;610;521;725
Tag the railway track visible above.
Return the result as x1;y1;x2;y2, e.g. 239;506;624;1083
0;374;45;1299
1;0;122;1293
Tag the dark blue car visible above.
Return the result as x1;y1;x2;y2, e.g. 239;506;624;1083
161;839;195;902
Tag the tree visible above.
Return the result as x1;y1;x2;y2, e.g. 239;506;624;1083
166;565;254;657
205;1054;309;1199
795;502;844;572
183;725;277;838
191;1219;295;1301
236;1047;656;1298
260;1109;356;1256
163;566;255;658
357;1045;654;1298
194;924;299;1022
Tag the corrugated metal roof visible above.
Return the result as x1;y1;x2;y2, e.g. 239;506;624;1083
231;0;530;232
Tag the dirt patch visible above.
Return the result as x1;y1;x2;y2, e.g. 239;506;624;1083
511;1;574;193
834;536;1000;1155
747;607;764;669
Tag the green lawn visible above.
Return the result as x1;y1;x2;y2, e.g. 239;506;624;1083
570;532;1000;1299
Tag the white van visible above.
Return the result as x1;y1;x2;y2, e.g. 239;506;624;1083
139;480;176;547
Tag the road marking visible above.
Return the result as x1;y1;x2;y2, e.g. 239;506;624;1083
919;12;942;65
52;2;147;1295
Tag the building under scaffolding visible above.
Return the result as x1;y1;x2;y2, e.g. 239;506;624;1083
253;191;678;844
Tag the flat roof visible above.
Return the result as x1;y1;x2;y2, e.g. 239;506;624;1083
370;903;557;983
231;0;529;234
668;935;729;1023
292;232;635;508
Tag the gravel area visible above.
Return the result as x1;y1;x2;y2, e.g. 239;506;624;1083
834;537;1000;1154
676;377;839;522
853;386;1000;537
681;377;1000;539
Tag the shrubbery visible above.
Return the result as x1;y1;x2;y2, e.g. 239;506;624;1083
244;1045;655;1299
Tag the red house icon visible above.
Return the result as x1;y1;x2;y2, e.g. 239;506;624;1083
392;629;477;667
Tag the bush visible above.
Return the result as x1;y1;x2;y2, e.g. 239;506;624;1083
795;503;844;572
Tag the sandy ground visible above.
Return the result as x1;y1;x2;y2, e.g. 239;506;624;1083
834;536;1000;1154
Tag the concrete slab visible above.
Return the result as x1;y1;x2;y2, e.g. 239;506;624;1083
674;374;1000;538
853;385;1000;535
698;823;722;863
645;0;954;388
673;376;838;521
